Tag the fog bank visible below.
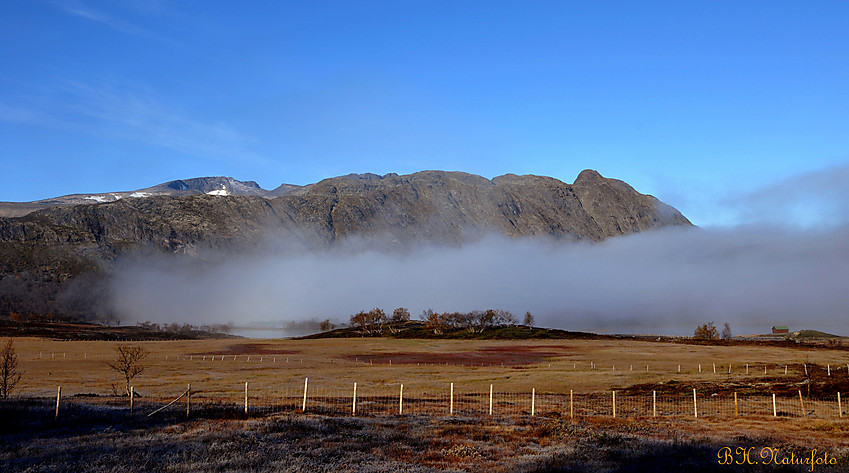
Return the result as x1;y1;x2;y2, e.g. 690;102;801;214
110;225;849;336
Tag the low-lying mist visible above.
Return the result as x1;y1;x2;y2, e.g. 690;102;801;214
109;224;849;337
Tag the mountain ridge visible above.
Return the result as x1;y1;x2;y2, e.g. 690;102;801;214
0;176;303;217
0;169;691;322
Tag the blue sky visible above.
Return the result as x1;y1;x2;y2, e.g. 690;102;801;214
2;1;848;226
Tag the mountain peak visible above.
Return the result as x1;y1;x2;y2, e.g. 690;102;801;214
574;169;604;184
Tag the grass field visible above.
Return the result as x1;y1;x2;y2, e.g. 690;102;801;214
4;336;849;472
10;337;849;397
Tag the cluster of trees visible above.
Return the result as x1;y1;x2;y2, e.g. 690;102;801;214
348;307;536;335
349;307;411;335
419;309;520;334
0;272;119;325
135;321;232;335
693;322;733;341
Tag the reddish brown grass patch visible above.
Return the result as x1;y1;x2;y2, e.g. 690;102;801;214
341;345;571;367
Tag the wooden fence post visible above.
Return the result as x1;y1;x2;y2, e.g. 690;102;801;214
653;390;656;418
772;394;777;417
746;363;749;375
693;389;698;418
531;388;535;417
828;364;831;376
302;378;308;412
449;382;454;415
570;390;573;419
713;363;716;374
799;390;805;417
838;392;842;418
489;384;493;416
734;392;738;417
55;386;61;421
130;386;134;417
352;382;357;415
612;390;616;418
244;382;248;415
728;364;731;374
785;365;788;375
187;383;191;418
699;364;701;373
399;384;403;415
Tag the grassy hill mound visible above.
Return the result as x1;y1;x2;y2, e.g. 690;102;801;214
299;321;601;340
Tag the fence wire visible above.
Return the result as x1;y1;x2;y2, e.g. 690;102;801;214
45;382;847;423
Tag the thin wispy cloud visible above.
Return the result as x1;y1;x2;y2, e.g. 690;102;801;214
53;0;163;40
0;102;58;128
61;80;262;163
731;163;849;229
0;77;262;165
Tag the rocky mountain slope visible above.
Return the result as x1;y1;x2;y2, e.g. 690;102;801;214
0;176;300;218
0;170;691;321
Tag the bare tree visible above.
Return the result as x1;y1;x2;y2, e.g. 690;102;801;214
386;308;410;334
365;308;386;334
349;308;386;335
391;307;410;323
106;345;149;396
424;311;447;335
350;311;368;334
523;311;535;327
721;323;732;340
1;339;23;399
694;322;719;340
496;310;517;325
319;319;336;332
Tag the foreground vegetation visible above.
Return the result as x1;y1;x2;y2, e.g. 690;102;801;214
2;398;848;472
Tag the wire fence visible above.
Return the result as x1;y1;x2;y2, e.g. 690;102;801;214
42;380;846;422
20;351;849;377
17;350;849;422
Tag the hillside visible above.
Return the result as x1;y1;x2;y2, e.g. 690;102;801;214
0;170;691;322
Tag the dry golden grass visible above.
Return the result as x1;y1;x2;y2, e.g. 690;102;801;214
10;336;849;400
4;336;849;472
